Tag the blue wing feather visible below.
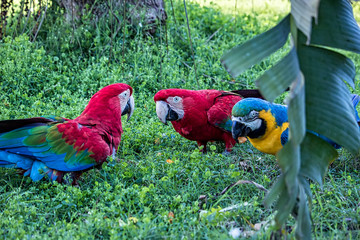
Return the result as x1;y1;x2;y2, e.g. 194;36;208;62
0;119;97;182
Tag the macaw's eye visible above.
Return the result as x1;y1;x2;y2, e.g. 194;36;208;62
119;90;130;98
249;110;258;119
173;96;181;103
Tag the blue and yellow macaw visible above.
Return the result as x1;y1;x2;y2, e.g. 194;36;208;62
231;95;360;155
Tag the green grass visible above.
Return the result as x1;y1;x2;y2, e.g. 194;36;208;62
0;0;359;239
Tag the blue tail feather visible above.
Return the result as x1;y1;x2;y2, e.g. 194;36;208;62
30;161;49;181
351;94;360;124
0;150;50;181
0;150;34;169
0;117;98;182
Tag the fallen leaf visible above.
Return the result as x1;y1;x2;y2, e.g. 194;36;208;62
168;211;175;223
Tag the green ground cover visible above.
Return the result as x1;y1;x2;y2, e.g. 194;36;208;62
0;0;359;238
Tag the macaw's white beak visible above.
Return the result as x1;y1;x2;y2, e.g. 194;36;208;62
156;100;169;124
122;95;135;122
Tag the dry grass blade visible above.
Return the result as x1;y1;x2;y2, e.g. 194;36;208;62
21;0;34;35
32;5;48;42
210;179;268;209
218;179;268;197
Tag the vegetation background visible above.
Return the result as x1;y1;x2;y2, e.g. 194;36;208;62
0;0;359;238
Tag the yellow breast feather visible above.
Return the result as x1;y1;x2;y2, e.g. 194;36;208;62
248;110;289;155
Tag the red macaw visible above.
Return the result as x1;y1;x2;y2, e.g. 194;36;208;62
0;83;134;185
154;89;263;153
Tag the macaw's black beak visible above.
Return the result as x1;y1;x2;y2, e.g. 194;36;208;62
122;102;130;115
232;121;251;143
166;108;179;121
155;101;180;125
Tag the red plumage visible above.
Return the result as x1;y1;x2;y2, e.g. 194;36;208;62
70;84;131;161
154;89;245;152
63;83;133;161
0;83;134;184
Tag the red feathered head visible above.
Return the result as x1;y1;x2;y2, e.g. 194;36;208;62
154;88;219;124
78;83;135;123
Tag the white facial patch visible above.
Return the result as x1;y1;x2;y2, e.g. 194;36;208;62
246;119;262;131
166;96;184;119
119;89;130;112
232;116;262;131
232;116;244;123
